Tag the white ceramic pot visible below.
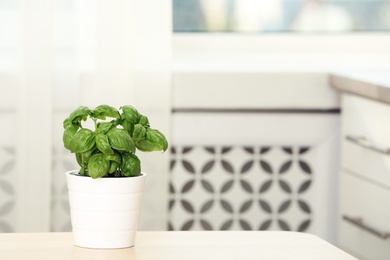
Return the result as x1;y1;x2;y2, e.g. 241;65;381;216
66;170;146;249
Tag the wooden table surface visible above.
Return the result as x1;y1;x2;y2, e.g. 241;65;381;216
0;231;356;260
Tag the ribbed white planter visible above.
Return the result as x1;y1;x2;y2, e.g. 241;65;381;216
66;170;146;249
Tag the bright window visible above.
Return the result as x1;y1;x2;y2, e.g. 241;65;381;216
173;0;390;32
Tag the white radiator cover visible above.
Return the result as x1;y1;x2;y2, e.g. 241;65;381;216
169;71;340;244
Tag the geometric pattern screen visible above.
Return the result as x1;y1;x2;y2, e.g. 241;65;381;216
51;147;76;232
169;145;315;232
0;147;16;232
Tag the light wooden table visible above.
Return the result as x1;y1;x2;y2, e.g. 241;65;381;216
0;231;356;260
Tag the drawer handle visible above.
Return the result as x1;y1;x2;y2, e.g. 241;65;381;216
345;135;390;155
343;215;390;240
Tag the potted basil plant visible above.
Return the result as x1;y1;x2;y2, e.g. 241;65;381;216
63;105;167;249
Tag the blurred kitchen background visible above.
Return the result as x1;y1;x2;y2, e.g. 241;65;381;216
174;0;390;32
0;1;390;259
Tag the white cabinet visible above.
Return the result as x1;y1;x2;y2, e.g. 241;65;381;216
339;93;390;260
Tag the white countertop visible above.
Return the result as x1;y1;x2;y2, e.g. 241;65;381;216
0;231;356;260
330;71;390;103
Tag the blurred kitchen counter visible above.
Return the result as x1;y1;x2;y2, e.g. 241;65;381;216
330;71;390;103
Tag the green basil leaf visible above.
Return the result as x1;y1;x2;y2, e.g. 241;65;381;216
96;133;114;154
132;124;146;142
121;152;141;177
110;119;121;127
91;105;120;120
69;129;95;153
105;153;121;163
79;167;86;176
135;128;168;152
88;153;110;179
75;153;83;167
121;120;134;136
63;123;80;150
138;115;150;127
97;122;113;134
82;146;96;158
109;161;119;174
63;118;71;129
106;128;135;153
64;106;90;128
120;106;139;124
135;140;157;152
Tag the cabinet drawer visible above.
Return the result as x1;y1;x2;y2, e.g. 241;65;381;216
339;172;390;260
341;94;390;188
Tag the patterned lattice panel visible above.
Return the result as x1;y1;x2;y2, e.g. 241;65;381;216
169;145;315;232
0;147;17;232
51;147;77;232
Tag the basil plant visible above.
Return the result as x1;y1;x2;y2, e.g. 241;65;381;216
63;105;168;178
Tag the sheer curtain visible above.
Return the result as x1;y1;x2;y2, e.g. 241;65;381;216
0;0;171;232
